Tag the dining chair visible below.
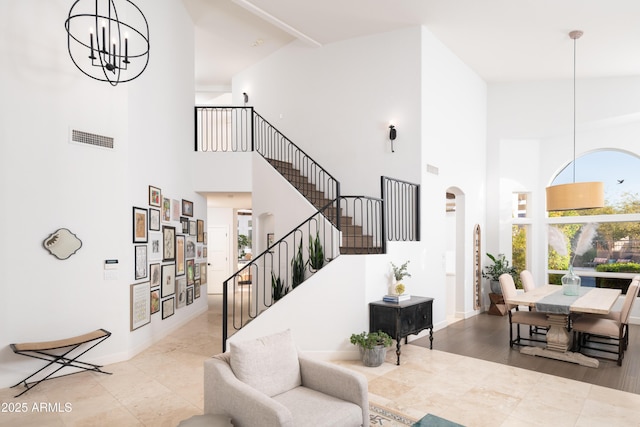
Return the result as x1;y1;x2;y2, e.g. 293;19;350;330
499;273;551;348
520;270;547;336
520;270;536;292
571;276;640;366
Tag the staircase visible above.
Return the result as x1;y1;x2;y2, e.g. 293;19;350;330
195;106;419;350
266;158;382;254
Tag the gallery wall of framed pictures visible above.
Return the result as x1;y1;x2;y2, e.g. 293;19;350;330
129;185;208;331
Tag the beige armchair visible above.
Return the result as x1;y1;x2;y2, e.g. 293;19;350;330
204;330;368;427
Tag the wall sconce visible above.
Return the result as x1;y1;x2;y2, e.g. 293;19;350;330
243;92;249;106
389;124;397;152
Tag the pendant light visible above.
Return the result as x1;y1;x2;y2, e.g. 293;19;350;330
545;30;604;211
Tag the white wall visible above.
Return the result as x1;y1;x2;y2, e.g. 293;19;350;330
421;27;488;316
233;26;423;197
0;0;207;388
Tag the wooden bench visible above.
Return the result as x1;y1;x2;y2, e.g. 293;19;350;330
10;329;112;397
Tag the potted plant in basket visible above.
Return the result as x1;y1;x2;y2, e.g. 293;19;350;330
481;253;517;294
349;331;393;367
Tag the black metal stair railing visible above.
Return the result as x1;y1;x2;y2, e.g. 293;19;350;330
338;196;384;254
252;111;340;210
195;106;339;210
381;176;420;242
223;200;340;351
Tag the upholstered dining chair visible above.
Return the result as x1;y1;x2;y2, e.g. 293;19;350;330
520;270;547;335
204;329;369;427
572;276;640;366
499;273;551;348
520;270;536;292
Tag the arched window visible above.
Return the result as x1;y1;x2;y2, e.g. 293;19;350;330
546;150;640;292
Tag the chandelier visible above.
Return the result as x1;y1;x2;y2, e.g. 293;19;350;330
65;0;150;86
546;30;604;211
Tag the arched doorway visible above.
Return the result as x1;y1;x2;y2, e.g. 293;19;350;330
445;187;466;323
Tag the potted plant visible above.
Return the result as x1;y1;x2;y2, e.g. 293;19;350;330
390;261;411;295
349;331;393;367
291;239;305;289
481;253;517;294
308;230;325;271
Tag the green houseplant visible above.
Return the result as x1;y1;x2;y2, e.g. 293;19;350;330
271;272;289;302
291;239;305;289
481;253;517;294
308;230;325;271
390;261;411;295
349;331;393;367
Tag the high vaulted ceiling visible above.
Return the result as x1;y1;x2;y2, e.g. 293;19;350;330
184;0;640;91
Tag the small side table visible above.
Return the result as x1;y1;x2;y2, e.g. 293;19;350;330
488;293;507;316
369;296;434;365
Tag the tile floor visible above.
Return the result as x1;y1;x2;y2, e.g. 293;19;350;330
1;295;640;426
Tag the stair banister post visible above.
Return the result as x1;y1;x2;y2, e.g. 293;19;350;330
380;176;387;253
222;278;228;352
250;107;255;152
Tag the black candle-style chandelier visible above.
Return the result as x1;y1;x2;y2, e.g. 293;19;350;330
65;0;150;86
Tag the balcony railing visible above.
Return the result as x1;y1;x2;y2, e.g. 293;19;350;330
381;176;420;242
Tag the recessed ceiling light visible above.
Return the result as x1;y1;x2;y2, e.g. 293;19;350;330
252;39;263;47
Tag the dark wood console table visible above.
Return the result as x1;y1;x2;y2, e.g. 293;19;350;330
369;296;434;365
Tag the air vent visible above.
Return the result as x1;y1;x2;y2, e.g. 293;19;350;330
426;164;439;175
70;129;114;149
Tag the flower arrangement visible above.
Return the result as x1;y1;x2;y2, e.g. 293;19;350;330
390;261;411;294
391;261;411;281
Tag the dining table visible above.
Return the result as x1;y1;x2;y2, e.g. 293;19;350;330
505;284;621;367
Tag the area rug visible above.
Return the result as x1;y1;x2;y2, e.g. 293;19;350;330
369;403;417;426
369;403;465;427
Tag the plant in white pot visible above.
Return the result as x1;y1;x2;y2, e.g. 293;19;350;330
349;331;393;367
390;261;411;295
481;253;517;294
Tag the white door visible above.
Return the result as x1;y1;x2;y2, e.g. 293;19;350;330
208;225;229;294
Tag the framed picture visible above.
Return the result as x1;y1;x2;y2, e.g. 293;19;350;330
197;220;204;242
180;217;189;234
149;186;161;207
162;297;175;320
203;247;208;258
149;208;160;231
194;260;201;278
134;245;147;280
150;288;160;315
171;199;181;221
161;263;176;297
196;245;203;260
176;278;187;308
204;232;207;245
176;235;185;276
149;232;162;261
130;282;151;331
149;263;161;287
200;263;207;285
189;220;196;236
162;197;171;222
186;237;196;259
186;259;195;285
133;207;148;243
162;226;176;261
182;199;194;217
194;278;201;298
186;286;194;305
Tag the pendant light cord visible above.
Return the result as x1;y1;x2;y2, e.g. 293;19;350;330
572;34;577;183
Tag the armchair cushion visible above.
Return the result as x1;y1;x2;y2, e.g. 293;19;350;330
229;329;301;397
273;386;363;427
